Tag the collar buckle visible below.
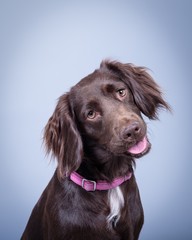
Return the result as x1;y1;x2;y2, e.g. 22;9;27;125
82;178;97;191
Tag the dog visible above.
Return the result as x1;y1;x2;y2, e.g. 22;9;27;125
21;60;169;240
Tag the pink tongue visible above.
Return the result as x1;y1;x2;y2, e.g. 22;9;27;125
128;136;148;154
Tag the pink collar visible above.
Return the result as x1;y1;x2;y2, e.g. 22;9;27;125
70;171;132;191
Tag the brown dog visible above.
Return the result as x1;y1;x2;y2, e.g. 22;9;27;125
21;60;169;240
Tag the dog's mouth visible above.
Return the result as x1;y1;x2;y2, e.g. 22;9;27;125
127;136;151;157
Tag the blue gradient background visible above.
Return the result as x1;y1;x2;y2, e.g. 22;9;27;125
0;0;192;239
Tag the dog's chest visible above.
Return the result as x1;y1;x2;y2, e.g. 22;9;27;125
107;186;124;228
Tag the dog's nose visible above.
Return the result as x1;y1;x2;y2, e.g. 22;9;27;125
122;122;141;141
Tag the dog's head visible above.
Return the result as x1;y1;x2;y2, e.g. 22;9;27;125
44;60;170;179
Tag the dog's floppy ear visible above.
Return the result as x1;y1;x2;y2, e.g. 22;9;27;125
102;60;170;119
44;94;83;180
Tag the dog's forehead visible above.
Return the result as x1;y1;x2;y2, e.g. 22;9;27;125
69;71;128;112
71;72;124;98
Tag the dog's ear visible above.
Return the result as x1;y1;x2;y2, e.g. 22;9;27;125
102;60;170;119
44;94;83;180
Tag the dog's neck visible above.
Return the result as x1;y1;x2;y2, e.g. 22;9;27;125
77;144;134;182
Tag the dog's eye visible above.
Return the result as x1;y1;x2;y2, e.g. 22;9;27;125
117;89;126;98
87;110;97;119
